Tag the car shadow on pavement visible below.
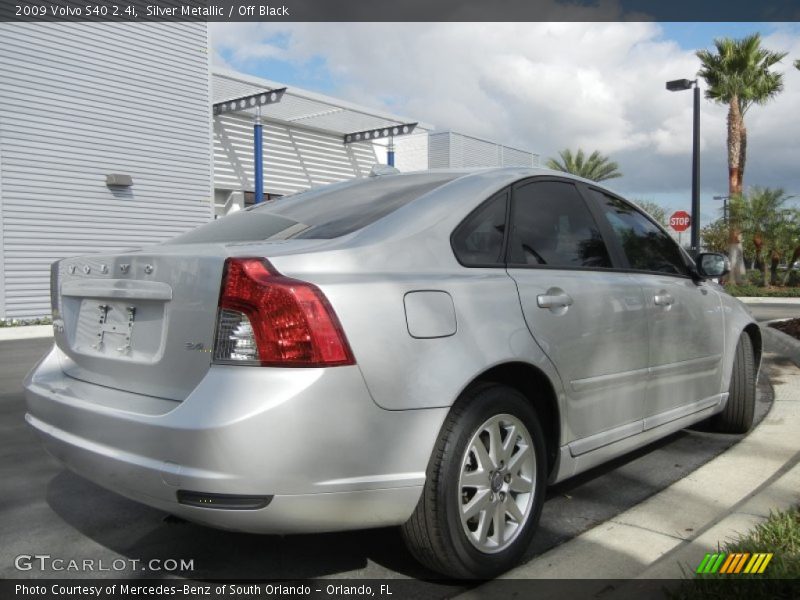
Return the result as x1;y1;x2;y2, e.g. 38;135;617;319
44;470;452;583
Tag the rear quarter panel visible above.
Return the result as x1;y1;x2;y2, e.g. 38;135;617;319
261;171;567;413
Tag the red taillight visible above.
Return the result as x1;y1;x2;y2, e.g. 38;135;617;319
213;258;355;367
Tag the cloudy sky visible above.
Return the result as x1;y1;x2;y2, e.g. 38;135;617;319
210;21;800;226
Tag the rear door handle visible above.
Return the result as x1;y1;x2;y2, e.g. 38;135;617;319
654;292;675;306
537;292;573;309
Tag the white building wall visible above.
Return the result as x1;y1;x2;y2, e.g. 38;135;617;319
428;131;538;169
372;134;429;172
0;23;213;319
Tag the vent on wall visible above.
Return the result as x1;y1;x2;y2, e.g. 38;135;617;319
106;174;133;187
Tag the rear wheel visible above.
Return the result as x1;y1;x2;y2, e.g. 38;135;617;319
401;383;546;578
712;333;756;433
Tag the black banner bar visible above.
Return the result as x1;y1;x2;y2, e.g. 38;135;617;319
3;578;800;600
2;0;800;23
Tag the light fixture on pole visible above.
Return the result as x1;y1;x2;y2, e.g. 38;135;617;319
666;78;701;255
713;195;730;223
344;123;418;168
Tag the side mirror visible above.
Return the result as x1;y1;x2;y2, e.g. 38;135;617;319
695;252;730;279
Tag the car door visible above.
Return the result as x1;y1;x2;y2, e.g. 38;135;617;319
505;178;650;454
585;188;725;428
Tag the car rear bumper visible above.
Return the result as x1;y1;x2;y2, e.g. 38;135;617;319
24;346;447;533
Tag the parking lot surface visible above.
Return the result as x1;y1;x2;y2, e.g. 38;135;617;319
0;336;773;593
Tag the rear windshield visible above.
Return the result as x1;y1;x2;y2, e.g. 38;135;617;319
166;173;457;245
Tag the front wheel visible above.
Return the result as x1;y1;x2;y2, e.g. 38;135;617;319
401;383;546;578
712;333;756;433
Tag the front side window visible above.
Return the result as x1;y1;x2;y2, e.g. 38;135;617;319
451;191;508;266
590;190;690;276
508;181;612;268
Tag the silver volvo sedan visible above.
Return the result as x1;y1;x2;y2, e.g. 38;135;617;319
25;167;760;578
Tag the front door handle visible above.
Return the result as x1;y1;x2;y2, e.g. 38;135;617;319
537;291;573;309
654;292;675;307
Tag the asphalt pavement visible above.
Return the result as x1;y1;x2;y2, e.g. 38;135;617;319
0;333;776;592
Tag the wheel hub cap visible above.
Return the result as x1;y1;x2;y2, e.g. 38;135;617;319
457;413;537;554
490;471;504;493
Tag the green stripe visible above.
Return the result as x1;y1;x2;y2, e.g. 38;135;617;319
703;553;720;574
710;553;727;573
696;553;713;574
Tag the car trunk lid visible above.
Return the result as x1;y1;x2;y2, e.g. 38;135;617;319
52;246;226;401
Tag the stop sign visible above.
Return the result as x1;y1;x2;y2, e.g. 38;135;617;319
670;211;691;232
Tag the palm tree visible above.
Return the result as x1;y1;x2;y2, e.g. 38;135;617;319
546;149;622;182
729;187;793;287
696;34;787;283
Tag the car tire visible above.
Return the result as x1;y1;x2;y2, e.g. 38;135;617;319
712;333;756;434
401;382;546;579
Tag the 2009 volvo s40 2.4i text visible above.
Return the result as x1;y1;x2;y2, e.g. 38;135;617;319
25;167;760;578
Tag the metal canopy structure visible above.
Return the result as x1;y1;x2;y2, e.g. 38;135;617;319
344;123;418;144
213;88;287;116
343;123;418;166
212;87;288;204
213;68;433;139
212;69;433;203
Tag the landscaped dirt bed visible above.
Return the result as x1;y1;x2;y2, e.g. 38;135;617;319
770;318;800;342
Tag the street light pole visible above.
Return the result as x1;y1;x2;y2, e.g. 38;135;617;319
666;78;701;256
691;83;700;255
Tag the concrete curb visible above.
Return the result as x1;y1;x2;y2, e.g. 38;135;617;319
458;351;800;595
0;325;53;342
738;297;800;304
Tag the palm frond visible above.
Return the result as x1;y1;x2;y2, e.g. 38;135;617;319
546;148;622;182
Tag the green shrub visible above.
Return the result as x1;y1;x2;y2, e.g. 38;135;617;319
0;316;52;328
725;284;800;297
670;506;800;599
746;269;765;286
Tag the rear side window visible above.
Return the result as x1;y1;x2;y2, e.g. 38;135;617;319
167;173;458;245
508;181;612;269
589;190;690;276
451;191;508;266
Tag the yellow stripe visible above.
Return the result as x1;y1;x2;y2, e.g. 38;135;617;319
757;554;773;574
745;554;764;573
719;553;736;574
734;553;750;573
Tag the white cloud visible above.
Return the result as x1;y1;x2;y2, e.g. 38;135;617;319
210;22;800;200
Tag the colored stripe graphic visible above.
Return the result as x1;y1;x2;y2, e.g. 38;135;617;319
758;554;773;573
698;551;773;574
719;553;736;573
734;553;750;573
721;553;743;574
696;553;713;574
699;553;720;573
745;554;761;573
711;553;726;573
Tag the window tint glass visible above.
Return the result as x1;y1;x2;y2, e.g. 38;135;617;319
451;191;508;266
590;190;689;276
508;181;611;268
167;173;458;244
